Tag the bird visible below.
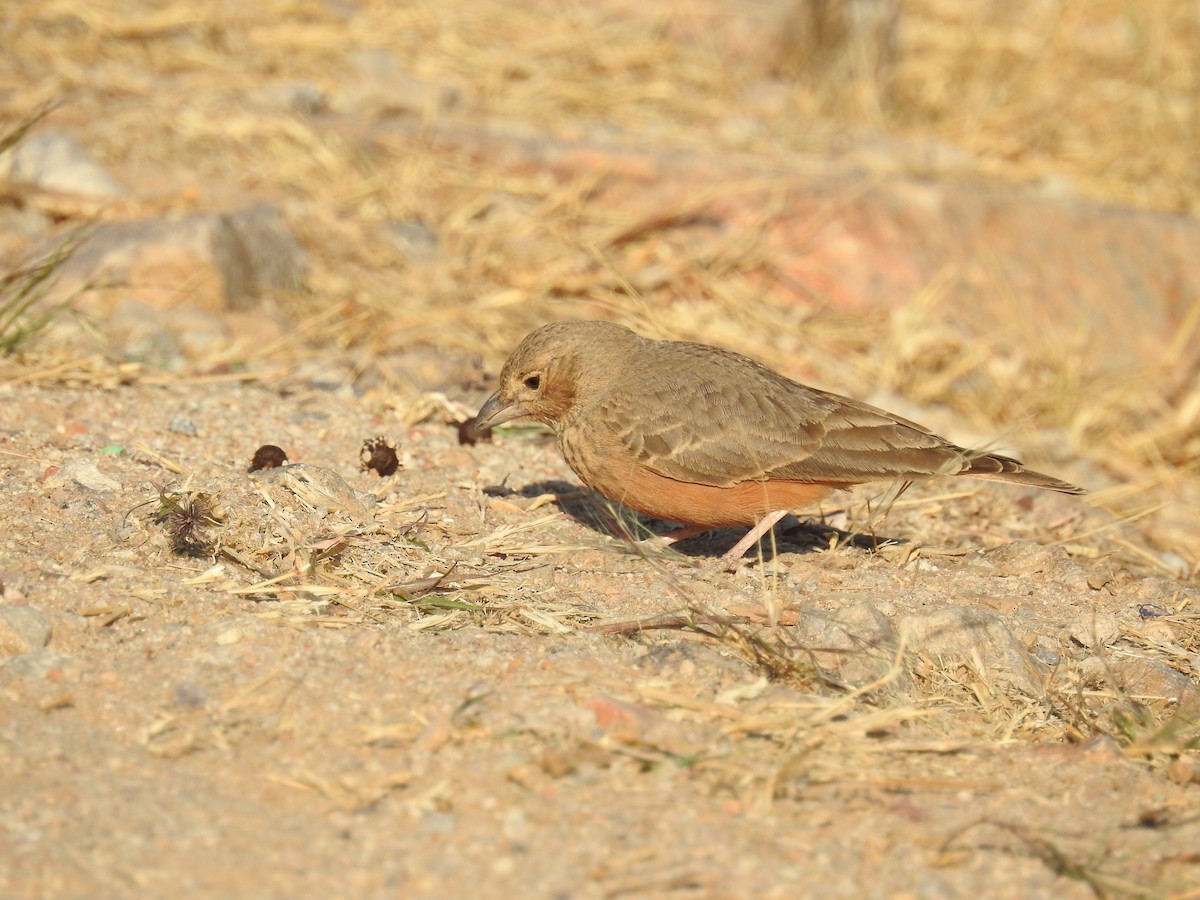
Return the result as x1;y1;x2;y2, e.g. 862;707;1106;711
472;320;1084;560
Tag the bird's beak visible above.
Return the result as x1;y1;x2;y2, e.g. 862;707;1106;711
471;391;529;436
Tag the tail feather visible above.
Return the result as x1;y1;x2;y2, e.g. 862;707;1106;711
963;453;1085;495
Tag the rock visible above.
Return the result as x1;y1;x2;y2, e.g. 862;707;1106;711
1085;562;1116;591
0;129;125;198
225;203;309;294
254;463;377;520
985;540;1072;577
0;605;53;657
416;123;1200;375
1155;551;1189;579
168;413;198;436
3;649;80;680
1167;755;1200;785
386;219;440;263
0;207;52;268
796;602;904;688
1068;608;1120;649
54;458;122;492
53;215;251;313
1032;645;1061;666
1133;620;1176;645
1074;654;1194;703
173;681;212;708
0;576;26;603
900;607;1046;695
1108;657;1194;703
44;205;307;316
1075;655;1108;686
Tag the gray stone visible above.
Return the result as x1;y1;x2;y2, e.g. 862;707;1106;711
168;413;198;436
1155;551;1190;580
54;458;122;492
173;681;212;708
225;203;309;294
1032;645;1061;666
1075;655;1108;686
0;605;53;657
2;129;125;198
52;214;254;312
387;219;439;262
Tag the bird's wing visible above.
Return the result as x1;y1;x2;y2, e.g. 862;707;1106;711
599;348;968;487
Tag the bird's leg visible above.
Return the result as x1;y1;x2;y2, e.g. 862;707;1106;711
722;509;790;561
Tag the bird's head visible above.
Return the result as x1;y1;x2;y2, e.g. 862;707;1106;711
472;320;636;434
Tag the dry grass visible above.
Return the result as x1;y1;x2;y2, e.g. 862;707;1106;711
0;104;89;351
136;464;600;636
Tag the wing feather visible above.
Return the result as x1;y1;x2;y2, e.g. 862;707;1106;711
592;340;969;487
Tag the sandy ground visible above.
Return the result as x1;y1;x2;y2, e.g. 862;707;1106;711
2;0;1200;896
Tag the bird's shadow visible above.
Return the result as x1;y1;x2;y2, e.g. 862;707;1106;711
484;480;905;560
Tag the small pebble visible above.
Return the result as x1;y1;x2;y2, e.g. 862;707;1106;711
1032;646;1061;666
168;413;198;436
173;681;212;707
57;458;122;492
1068;609;1119;649
1167;756;1199;785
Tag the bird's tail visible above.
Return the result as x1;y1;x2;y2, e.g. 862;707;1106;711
963;453;1085;495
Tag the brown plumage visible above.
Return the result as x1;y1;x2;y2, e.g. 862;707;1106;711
474;321;1084;558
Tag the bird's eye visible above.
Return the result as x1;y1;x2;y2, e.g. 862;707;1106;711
523;374;541;391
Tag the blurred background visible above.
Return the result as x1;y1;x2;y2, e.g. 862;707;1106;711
1;0;1197;577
